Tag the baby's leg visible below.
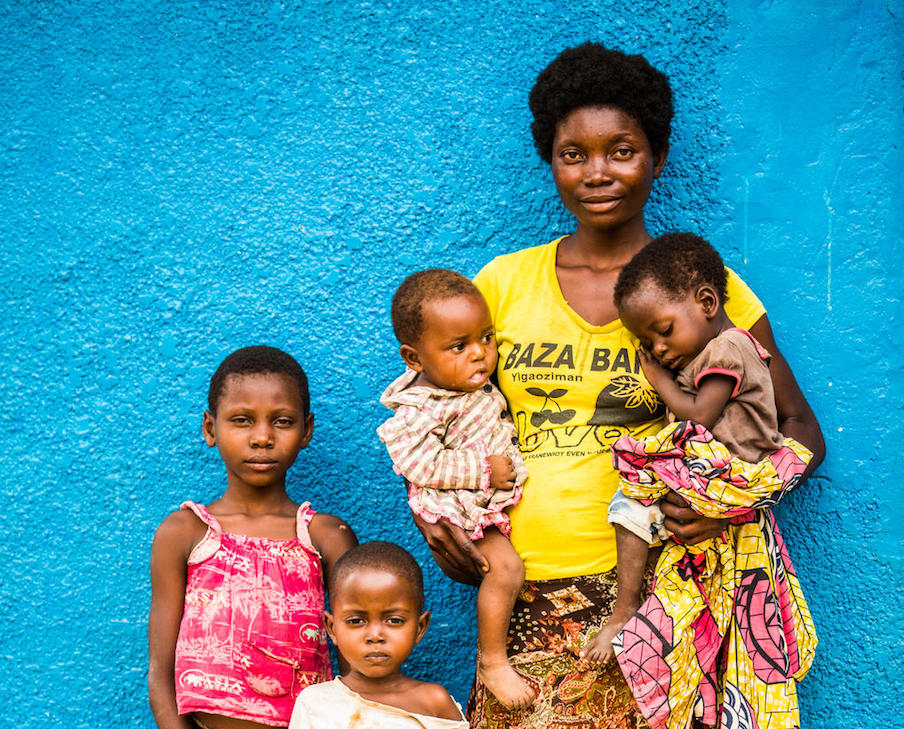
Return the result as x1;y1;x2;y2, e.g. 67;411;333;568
475;527;534;710
583;524;649;664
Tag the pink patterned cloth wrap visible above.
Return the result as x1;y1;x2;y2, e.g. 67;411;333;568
613;421;812;520
174;501;331;726
377;369;527;540
610;424;816;729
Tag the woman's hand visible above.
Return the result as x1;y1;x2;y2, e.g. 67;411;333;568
411;510;487;586
659;491;728;544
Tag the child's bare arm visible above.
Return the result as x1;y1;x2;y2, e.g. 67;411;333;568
148;511;205;729
308;512;358;585
309;513;357;675
638;348;734;429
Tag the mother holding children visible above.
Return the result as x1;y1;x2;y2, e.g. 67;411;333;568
149;41;824;729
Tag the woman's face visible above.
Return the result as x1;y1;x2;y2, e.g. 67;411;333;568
551;106;667;233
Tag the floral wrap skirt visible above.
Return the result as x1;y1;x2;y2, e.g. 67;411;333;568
467;569;651;729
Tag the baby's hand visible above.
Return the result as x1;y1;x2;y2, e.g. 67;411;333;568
487;454;516;491
637;347;673;389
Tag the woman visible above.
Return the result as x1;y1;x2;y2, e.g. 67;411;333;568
415;43;824;728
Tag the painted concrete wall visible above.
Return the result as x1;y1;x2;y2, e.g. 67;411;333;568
1;1;900;726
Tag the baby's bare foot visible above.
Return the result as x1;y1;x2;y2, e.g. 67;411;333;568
582;611;634;664
479;655;535;710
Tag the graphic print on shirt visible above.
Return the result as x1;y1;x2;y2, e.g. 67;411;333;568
502;341;664;458
588;374;664;426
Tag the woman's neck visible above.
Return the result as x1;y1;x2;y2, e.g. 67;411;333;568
563;217;653;269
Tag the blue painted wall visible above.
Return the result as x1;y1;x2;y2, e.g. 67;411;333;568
1;1;900;726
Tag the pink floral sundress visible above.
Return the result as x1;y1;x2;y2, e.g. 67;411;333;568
174;501;331;726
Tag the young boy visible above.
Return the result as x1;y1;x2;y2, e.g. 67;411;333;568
289;541;469;728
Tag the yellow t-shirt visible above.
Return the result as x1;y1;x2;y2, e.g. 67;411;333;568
474;237;766;580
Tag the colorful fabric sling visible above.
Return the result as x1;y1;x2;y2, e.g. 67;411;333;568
610;421;816;729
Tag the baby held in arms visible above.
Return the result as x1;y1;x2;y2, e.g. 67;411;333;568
584;234;816;729
377;269;534;710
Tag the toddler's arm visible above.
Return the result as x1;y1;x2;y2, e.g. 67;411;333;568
486;454;518;490
378;405;496;491
637;348;734;429
148;511;206;729
638;348;734;545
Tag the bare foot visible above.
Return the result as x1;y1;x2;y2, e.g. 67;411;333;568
582;607;636;664
478;655;536;710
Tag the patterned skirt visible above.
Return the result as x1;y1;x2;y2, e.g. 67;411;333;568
467;570;651;729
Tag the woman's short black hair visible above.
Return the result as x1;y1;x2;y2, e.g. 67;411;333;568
529;42;673;163
614;232;728;308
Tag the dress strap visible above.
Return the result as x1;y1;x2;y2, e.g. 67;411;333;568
295;502;320;556
180;501;223;531
727;326;771;361
180;501;223;564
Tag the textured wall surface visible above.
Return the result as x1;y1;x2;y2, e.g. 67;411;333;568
1;1;900;726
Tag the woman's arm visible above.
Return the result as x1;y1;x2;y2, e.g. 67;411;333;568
748;314;825;474
662;314;825;544
148;512;203;729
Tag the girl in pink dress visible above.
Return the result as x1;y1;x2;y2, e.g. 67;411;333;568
148;346;358;729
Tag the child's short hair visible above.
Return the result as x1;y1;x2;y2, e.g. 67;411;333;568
529;42;673;164
614;232;728;308
390;268;481;346
207;345;310;415
329;541;425;613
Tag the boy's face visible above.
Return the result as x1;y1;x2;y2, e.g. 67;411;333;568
202;372;313;491
325;567;428;680
401;293;498;391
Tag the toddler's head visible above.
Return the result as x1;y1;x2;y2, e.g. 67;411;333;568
614;233;729;371
203;345;314;487
390;269;497;392
326;542;428;679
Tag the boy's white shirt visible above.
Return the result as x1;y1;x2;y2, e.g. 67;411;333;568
289;678;469;729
